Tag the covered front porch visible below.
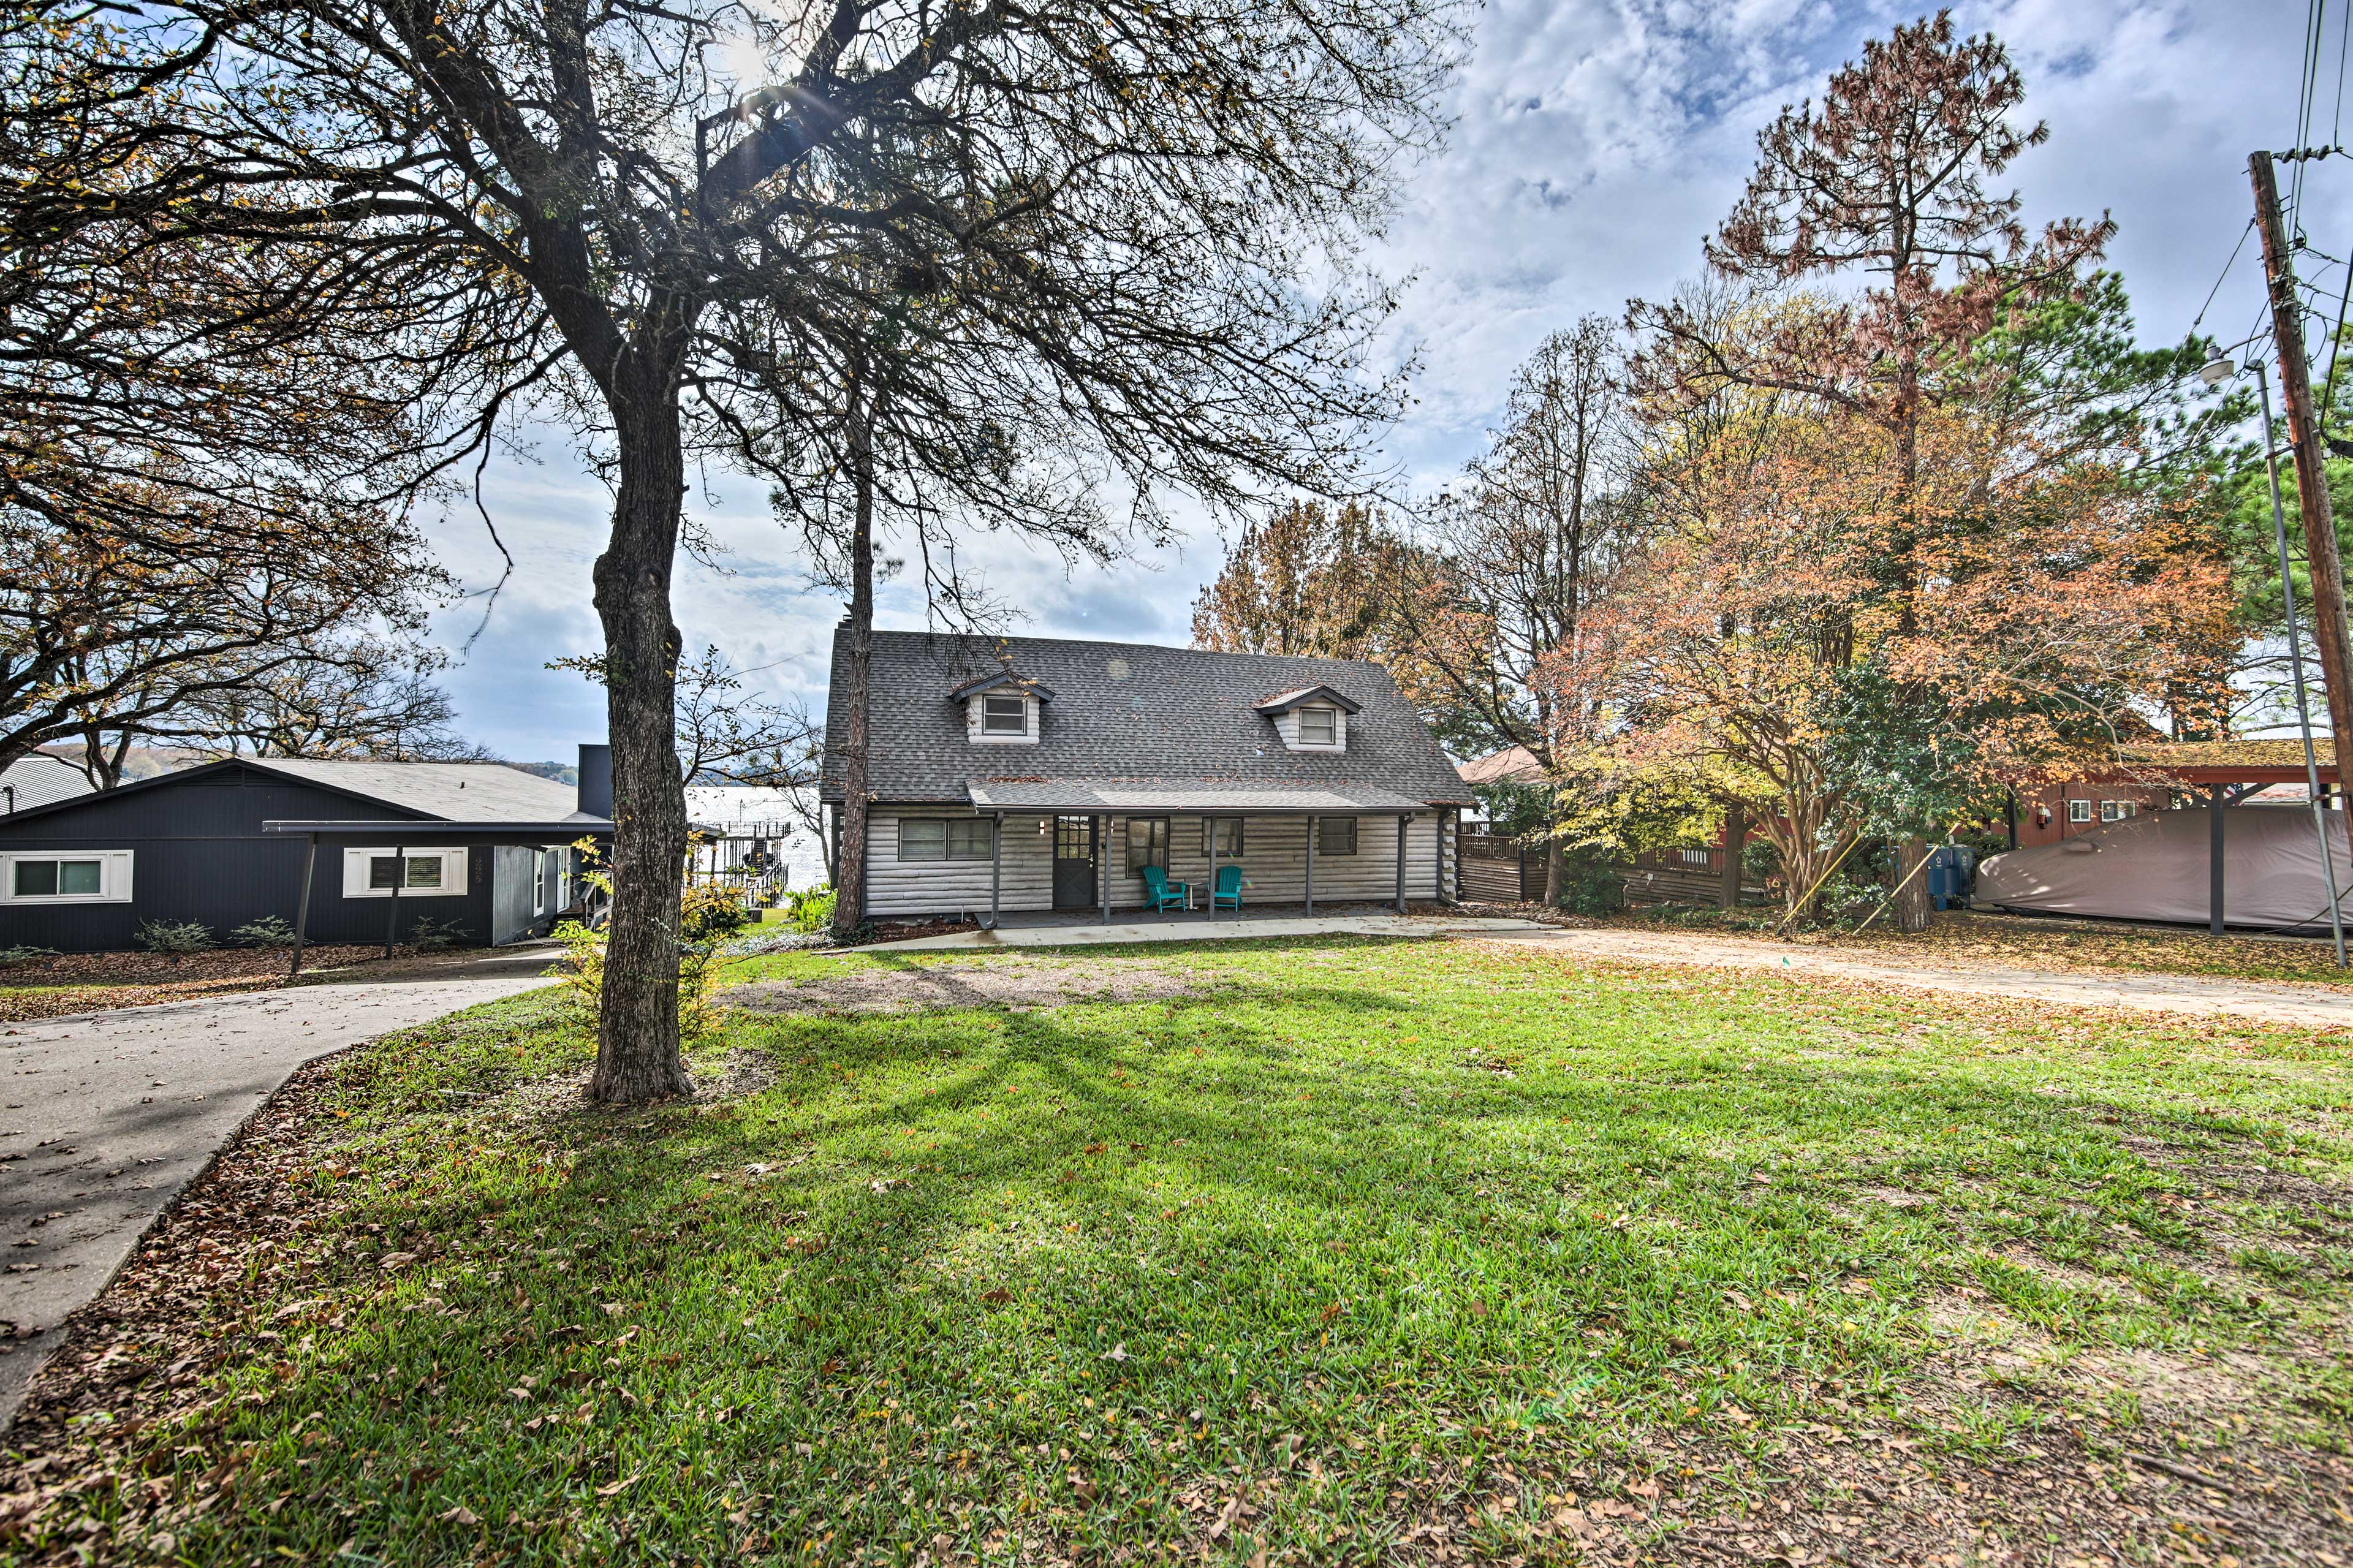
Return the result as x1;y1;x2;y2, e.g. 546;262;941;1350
853;781;1462;929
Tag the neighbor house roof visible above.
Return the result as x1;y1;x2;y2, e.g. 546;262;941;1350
1457;745;1546;786
2;754;95;814
0;754;610;832
249;759;594;823
822;629;1473;808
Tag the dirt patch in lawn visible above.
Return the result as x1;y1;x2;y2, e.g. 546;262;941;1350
715;956;1212;1015
0;945;462;1023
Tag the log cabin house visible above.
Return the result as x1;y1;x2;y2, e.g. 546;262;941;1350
819;630;1474;925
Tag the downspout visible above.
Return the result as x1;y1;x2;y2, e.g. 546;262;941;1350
983;811;1002;930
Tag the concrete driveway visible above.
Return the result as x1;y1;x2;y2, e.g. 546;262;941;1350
0;948;560;1430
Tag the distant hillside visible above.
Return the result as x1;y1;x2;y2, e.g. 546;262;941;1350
506;760;580;785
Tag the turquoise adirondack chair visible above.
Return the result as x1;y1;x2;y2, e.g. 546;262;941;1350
1210;864;1244;911
1140;865;1190;912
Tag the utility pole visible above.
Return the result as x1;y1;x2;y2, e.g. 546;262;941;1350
2253;150;2353;855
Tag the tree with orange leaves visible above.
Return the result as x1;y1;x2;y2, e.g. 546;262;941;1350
1629;11;2120;927
1569;388;2233;923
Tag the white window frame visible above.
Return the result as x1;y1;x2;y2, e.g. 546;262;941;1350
2067;800;2093;824
897;818;993;862
341;847;468;899
534;849;549;916
1;849;133;904
981;694;1028;735
1297;706;1338;747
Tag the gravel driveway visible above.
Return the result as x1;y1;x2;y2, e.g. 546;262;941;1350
0;949;559;1429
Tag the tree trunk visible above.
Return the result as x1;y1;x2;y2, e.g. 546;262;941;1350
1893;837;1931;933
1542;833;1566;909
1719;802;1745;911
586;365;694;1105
831;384;876;940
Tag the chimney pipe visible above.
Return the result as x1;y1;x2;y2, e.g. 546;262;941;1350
577;743;613;819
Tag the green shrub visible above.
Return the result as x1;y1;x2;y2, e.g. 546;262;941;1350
134;920;214;954
0;944;58;966
230;916;300;948
680;885;751;942
782;886;836;934
406;915;468;950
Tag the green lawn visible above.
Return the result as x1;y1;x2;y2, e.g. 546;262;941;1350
10;939;2352;1564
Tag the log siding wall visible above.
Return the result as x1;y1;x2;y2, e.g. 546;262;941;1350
864;807;1456;917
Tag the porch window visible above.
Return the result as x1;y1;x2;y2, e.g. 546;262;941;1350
1298;706;1338;746
1317;816;1357;855
982;695;1027;735
2099;800;2137;822
1205;818;1245;858
1125;817;1169;874
2067;800;2093;823
899;818;993;861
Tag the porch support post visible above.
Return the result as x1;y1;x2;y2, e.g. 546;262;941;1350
384;843;404;958
987;812;1002;930
1438;808;1450;903
1395;814;1409;914
2209;789;2226;936
290;833;318;976
1098;814;1110;923
1305;815;1316;916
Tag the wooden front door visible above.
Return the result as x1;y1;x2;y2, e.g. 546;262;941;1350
1053;816;1097;909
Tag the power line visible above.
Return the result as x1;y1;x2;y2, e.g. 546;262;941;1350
2193;218;2256;331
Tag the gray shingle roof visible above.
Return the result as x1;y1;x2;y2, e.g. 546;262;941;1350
2;754;96;814
823;628;1473;808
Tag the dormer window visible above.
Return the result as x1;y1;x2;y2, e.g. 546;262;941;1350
983;695;1028;735
954;671;1051;746
1254;684;1357;751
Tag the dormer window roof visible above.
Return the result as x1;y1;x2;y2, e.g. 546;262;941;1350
947;669;1056;703
1252;684;1360;716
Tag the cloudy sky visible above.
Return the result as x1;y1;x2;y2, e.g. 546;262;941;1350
423;0;2353;765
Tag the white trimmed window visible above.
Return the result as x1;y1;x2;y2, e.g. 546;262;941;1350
2067;800;2093;824
534;849;550;915
342;847;467;898
1;850;132;904
1298;706;1338;746
982;695;1028;735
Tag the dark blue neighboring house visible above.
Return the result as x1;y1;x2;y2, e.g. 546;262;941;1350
0;748;615;954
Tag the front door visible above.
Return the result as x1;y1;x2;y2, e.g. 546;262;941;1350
1053;816;1096;909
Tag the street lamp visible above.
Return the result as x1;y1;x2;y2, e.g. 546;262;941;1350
2216;354;2347;964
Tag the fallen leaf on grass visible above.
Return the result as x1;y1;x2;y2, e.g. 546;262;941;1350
595;1473;640;1498
980;1288;1012;1305
438;1505;479;1526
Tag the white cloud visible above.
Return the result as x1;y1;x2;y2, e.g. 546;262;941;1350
434;0;2345;760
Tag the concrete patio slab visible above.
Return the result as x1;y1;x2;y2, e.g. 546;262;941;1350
847;912;1548;952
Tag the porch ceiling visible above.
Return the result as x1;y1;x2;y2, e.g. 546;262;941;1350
961;778;1432;812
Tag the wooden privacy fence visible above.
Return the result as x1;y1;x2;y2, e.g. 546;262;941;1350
1455;834;1767;909
1457;832;1544;904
